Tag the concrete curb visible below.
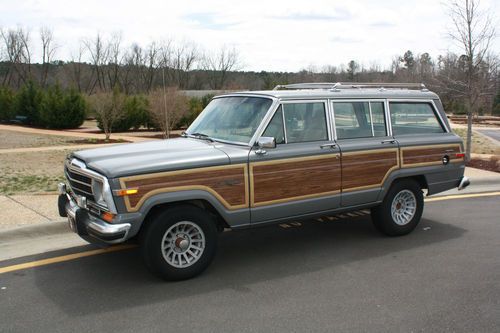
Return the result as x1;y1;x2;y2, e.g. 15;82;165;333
0;220;69;243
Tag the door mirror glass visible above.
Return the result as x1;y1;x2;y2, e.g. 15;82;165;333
257;137;276;149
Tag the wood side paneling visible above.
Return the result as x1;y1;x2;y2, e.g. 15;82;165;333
342;149;399;192
120;165;248;212
251;155;341;207
402;144;463;167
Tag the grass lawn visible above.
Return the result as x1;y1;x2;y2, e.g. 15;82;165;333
0;150;69;194
452;128;500;155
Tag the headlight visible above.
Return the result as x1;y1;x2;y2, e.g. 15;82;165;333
91;179;107;207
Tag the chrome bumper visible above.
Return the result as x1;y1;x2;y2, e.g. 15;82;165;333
59;183;131;244
458;176;470;191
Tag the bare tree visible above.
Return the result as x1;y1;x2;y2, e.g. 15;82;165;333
202;46;240;89
170;41;198;88
87;89;125;141
39;27;57;87
148;87;189;138
67;43;86;92
0;27;32;87
105;33;123;90
444;0;497;161
84;33;110;93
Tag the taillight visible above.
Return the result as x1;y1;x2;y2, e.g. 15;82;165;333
456;153;465;158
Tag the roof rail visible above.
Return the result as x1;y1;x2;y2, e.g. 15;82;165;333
273;82;428;91
273;82;337;90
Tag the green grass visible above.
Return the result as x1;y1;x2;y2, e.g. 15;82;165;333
0;174;65;195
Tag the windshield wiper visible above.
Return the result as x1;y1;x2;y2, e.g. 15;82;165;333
184;132;214;142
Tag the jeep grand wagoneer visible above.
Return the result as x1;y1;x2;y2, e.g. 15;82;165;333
58;82;469;280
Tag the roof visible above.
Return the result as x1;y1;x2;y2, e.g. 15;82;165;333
218;88;439;100
216;83;439;100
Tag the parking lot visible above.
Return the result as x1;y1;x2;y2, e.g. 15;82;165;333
0;194;499;332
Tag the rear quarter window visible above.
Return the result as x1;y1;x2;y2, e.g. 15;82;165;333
390;102;445;135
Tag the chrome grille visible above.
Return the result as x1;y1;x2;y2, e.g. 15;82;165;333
65;161;95;202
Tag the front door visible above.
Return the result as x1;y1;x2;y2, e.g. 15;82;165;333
332;100;400;206
249;101;341;223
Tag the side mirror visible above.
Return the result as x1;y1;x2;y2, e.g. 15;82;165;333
255;137;276;155
257;137;276;149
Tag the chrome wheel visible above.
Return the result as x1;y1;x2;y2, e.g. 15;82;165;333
390;190;417;226
161;221;205;268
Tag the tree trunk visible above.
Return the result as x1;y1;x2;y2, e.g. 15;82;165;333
465;110;473;162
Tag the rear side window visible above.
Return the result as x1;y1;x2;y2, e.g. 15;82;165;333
390;102;445;135
333;101;387;139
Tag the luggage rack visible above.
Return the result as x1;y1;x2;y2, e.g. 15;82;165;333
273;82;428;92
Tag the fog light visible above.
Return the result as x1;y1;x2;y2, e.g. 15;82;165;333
101;212;115;222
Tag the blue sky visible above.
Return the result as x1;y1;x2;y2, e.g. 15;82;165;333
0;0;498;71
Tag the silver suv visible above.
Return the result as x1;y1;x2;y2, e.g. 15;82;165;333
58;82;470;280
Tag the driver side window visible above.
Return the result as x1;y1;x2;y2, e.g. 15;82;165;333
262;103;328;144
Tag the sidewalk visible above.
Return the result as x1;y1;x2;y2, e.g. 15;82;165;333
0;124;154;143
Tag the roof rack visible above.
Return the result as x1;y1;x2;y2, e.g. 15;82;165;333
273;82;428;91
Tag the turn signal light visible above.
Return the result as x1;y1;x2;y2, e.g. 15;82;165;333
456;153;465;159
114;188;139;196
101;212;115;222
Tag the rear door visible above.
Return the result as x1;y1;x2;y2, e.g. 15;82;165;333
332;100;400;206
389;100;464;188
249;100;341;223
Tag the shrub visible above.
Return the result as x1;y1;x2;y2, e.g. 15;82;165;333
14;81;44;125
177;94;214;129
40;85;86;129
102;94;150;131
0;86;15;122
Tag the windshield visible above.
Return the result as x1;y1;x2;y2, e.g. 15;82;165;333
186;96;273;144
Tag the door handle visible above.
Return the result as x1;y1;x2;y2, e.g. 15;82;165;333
381;139;396;144
320;143;337;149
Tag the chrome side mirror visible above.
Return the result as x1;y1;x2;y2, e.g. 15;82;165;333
257;137;276;149
255;137;276;155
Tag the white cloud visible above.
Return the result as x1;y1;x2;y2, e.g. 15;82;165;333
0;0;498;71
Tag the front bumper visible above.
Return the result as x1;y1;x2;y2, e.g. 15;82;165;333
58;185;131;244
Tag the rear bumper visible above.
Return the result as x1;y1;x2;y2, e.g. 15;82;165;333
458;176;470;190
58;188;131;245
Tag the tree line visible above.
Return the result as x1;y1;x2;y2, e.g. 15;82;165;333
0;0;498;156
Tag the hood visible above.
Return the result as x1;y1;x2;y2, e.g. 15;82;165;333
72;138;230;178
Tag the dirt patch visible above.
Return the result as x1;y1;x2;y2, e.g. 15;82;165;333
467;158;500;174
0;130;81;149
0;150;71;194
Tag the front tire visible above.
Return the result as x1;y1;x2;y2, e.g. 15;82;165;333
371;179;424;236
140;205;218;281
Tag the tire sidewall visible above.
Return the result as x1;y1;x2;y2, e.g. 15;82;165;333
141;205;217;281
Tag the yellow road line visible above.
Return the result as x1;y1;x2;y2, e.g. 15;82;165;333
424;192;500;202
0;244;137;275
425;191;500;202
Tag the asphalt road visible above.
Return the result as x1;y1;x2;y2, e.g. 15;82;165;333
477;129;500;143
1;196;499;332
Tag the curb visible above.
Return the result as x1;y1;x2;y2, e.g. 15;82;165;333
0;220;69;243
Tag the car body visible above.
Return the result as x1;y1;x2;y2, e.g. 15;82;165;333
58;82;470;280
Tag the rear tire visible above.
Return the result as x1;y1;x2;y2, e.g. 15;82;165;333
140;205;217;281
371;179;423;236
